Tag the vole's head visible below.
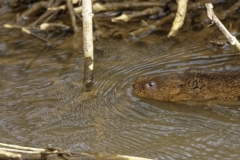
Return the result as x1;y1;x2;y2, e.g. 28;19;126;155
133;74;184;101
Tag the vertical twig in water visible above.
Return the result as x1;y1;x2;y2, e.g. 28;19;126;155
82;0;94;89
205;3;240;51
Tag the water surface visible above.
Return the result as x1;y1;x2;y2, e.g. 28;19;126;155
0;24;240;159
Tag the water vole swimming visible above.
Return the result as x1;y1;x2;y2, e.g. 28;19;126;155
133;70;240;101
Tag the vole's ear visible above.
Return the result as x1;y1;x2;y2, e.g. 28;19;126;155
175;82;184;89
173;80;184;89
169;80;184;95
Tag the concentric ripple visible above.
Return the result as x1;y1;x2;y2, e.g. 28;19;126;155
0;31;240;159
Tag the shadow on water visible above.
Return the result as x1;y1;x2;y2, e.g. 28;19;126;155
1;22;240;159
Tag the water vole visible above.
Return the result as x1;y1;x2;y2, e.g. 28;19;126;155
133;70;240;101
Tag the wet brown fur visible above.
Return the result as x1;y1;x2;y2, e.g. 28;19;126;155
133;70;240;101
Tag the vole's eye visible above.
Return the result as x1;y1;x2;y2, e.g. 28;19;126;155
145;81;156;89
149;82;155;87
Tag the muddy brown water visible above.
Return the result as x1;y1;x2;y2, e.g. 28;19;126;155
1;21;240;159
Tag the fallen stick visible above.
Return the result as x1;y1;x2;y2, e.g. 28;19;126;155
112;7;162;22
0;142;153;160
54;2;166;13
129;13;175;38
39;22;70;30
0;150;22;159
116;155;153;160
3;24;48;43
205;3;240;51
0;143;45;152
82;0;94;89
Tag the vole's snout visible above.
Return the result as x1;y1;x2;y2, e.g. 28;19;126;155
133;83;138;90
133;81;142;93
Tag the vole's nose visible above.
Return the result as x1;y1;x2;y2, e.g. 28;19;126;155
132;83;140;91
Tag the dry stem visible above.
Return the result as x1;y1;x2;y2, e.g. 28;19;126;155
205;3;240;51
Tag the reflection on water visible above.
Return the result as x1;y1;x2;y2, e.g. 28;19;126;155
0;25;240;159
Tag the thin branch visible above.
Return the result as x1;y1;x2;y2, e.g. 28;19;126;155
21;27;48;43
66;0;79;33
205;3;240;51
